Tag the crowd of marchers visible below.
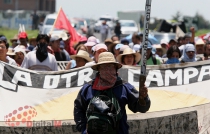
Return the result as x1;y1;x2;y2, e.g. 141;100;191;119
0;26;209;71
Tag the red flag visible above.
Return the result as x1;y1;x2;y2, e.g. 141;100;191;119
54;8;79;55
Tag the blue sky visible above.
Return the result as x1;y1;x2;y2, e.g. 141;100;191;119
56;0;210;21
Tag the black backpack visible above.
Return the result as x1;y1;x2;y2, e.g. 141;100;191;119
86;83;122;134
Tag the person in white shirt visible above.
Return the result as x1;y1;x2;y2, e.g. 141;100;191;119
100;21;109;42
21;34;58;71
0;35;17;66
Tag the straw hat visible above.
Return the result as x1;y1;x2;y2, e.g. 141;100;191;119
195;39;205;45
29;37;36;43
10;35;18;43
116;48;141;64
104;39;113;43
51;31;69;41
91;52;122;71
7;48;15;56
153;44;167;54
71;50;93;62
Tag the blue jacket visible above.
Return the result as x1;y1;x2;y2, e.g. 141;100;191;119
74;78;151;134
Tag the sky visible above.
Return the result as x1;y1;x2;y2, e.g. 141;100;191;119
56;0;210;21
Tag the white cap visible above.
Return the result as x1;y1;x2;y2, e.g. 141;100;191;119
160;39;168;45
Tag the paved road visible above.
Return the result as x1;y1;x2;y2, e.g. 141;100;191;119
92;30;113;43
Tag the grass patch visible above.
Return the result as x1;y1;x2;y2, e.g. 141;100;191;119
195;29;210;36
0;28;38;45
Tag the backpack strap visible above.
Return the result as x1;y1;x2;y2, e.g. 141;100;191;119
152;55;157;65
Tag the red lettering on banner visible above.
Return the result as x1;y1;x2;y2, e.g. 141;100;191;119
54;120;62;127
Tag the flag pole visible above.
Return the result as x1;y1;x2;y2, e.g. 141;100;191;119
139;0;152;106
49;7;62;35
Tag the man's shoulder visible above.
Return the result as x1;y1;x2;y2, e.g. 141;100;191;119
85;61;96;67
48;53;56;59
27;51;36;55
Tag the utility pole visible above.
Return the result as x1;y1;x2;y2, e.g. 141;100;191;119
15;0;19;10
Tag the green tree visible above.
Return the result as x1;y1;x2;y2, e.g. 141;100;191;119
172;11;182;21
194;12;210;29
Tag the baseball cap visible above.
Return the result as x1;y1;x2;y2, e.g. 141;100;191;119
133;44;141;52
120;45;129;52
0;35;7;43
18;32;27;39
115;44;124;50
94;44;108;52
121;38;129;44
84;36;98;47
50;36;60;42
160;39;168;45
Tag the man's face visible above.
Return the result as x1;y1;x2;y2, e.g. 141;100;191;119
51;40;60;50
31;40;37;47
132;36;137;44
15;52;24;64
12;41;18;48
38;39;48;44
123;54;135;65
94;49;107;62
161;43;167;49
186;51;195;59
75;57;86;68
184;37;190;44
19;38;27;45
0;42;7;58
196;45;204;54
169;41;177;47
156;48;163;57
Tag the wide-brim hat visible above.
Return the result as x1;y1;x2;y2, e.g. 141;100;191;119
84;42;97;47
108;40;120;52
14;48;26;56
104;39;113;43
116;48;141;64
91;52;122;71
7;48;15;56
71;50;93;62
195;39;205;45
10;35;18;42
153;44;167;54
51;31;69;41
29;37;36;42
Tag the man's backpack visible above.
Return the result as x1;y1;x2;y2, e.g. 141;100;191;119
86;88;122;134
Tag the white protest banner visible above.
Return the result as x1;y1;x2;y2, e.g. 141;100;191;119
0;60;210;133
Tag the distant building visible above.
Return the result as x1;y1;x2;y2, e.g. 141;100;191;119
0;0;56;13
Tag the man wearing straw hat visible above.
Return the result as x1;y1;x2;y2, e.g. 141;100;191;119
65;50;92;69
74;52;150;134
